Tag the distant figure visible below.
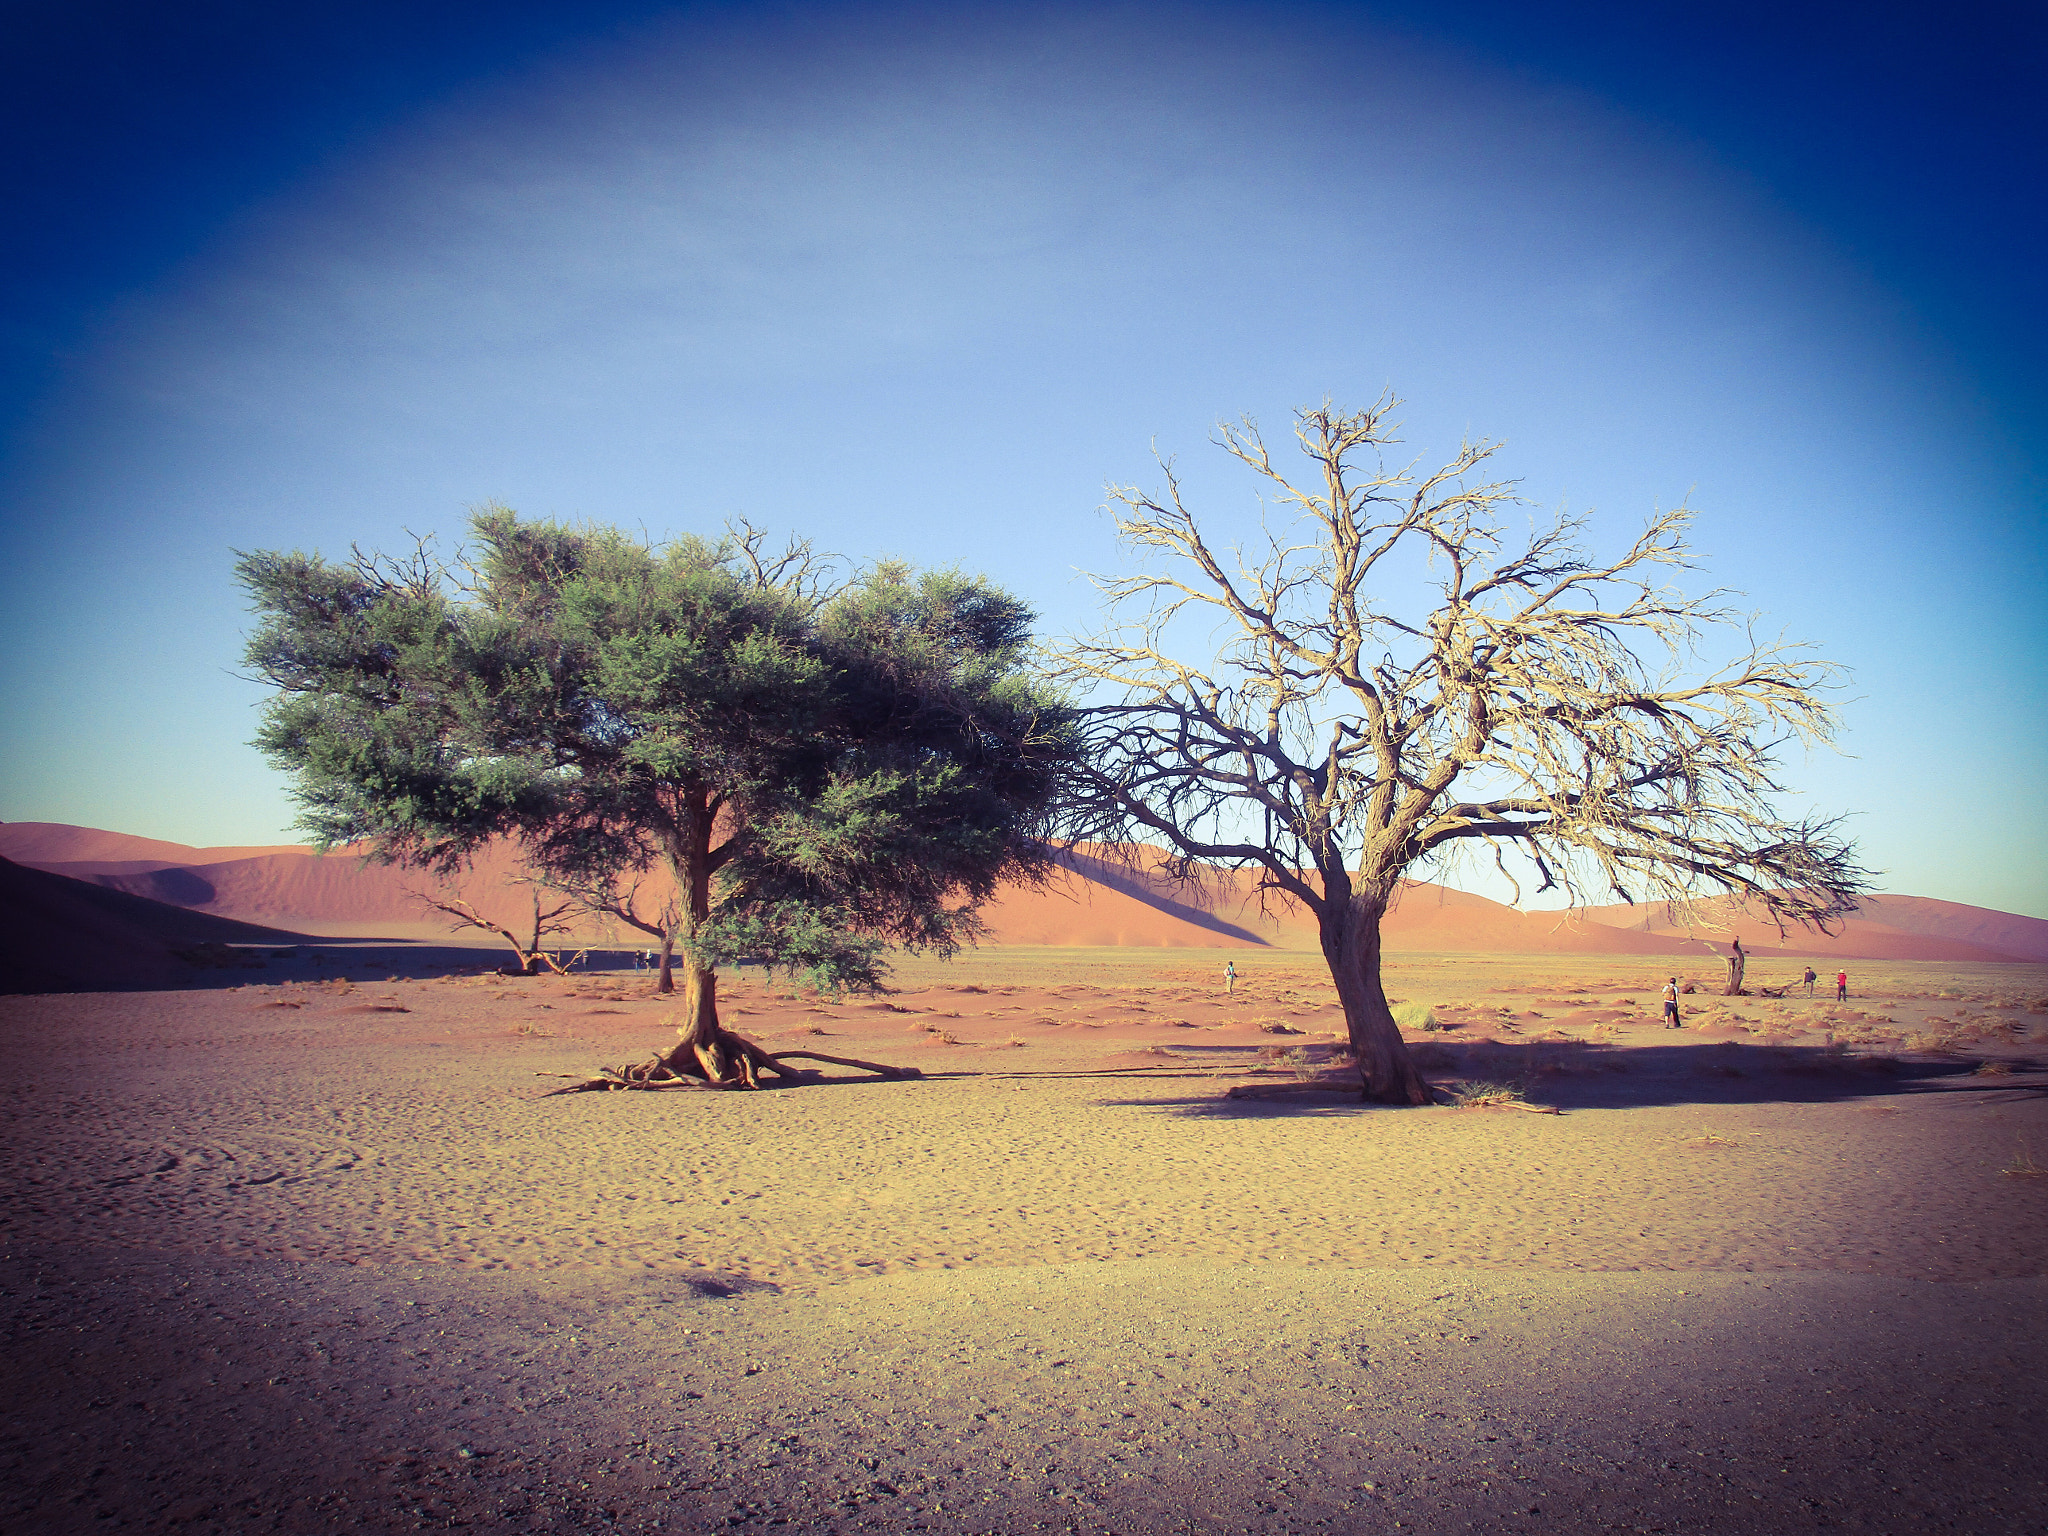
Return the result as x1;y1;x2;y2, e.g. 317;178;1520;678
1802;966;1817;996
1662;976;1681;1028
1835;969;1849;1001
1224;959;1237;994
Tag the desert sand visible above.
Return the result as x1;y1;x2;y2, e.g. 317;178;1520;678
5;937;2047;1534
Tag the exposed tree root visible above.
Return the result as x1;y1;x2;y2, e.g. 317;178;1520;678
540;1029;921;1094
538;1067;716;1094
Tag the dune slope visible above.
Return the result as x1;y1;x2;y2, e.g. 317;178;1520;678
0;856;305;993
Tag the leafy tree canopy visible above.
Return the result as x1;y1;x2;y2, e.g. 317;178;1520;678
239;509;1076;1020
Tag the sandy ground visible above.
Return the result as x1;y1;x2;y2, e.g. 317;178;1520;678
4;945;2047;1534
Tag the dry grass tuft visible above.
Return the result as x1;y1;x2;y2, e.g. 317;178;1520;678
1393;1001;1443;1032
1443;1079;1529;1108
1973;1060;2014;1076
2002;1141;2047;1179
1677;1128;1747;1150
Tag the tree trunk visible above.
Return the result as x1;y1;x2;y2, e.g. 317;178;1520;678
541;787;915;1095
1321;891;1432;1105
1724;937;1746;997
655;929;677;995
642;785;781;1087
681;958;718;1044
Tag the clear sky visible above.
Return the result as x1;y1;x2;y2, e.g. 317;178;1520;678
2;1;2043;916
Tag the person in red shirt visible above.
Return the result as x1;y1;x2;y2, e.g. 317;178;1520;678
1835;970;1849;1001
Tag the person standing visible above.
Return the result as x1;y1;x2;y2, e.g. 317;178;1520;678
1224;959;1237;994
1662;976;1681;1028
1802;966;1817;996
1835;969;1849;1001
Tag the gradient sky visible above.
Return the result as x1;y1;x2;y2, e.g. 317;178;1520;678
3;1;2043;916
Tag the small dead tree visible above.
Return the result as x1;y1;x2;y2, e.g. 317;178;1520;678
542;871;682;989
1724;935;1747;996
409;884;581;975
1054;396;1869;1103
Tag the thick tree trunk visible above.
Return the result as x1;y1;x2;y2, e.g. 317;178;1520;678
642;785;786;1088
1321;890;1433;1105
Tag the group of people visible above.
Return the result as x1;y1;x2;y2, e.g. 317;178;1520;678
1661;966;1848;1026
1220;956;1856;1027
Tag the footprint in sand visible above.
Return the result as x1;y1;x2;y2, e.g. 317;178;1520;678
97;1132;374;1192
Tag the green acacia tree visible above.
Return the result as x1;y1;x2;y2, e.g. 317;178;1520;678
238;507;1077;1089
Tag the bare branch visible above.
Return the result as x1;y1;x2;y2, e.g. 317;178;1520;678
1048;397;1870;1103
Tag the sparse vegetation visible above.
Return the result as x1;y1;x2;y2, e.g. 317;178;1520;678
1440;1079;1556;1113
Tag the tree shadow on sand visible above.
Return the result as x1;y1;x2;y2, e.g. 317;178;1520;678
1093;1039;2048;1118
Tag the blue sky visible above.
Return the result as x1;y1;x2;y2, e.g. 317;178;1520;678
2;1;2042;915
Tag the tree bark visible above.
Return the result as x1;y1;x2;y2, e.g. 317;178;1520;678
1724;937;1746;997
1321;890;1432;1105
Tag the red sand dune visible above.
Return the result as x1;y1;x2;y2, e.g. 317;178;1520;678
4;822;1700;953
1574;891;2048;964
0;823;302;867
5;824;550;932
5;821;2040;961
1043;846;1703;954
0;855;305;993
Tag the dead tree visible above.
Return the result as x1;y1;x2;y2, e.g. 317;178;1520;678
1724;935;1748;996
1053;396;1869;1103
410;885;581;975
544;871;682;992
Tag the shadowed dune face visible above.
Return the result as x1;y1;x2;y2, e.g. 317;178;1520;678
0;855;305;993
